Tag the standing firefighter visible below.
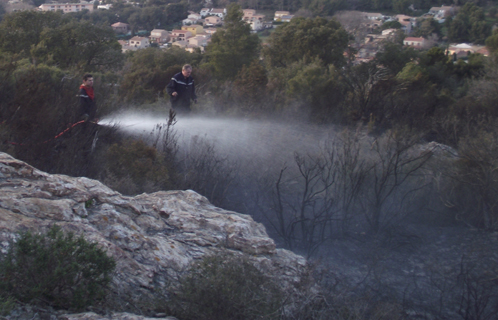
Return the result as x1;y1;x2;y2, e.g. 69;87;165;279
79;74;96;122
166;64;197;114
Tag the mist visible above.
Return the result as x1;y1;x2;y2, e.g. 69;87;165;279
99;111;341;173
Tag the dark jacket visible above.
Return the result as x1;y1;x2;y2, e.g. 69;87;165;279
79;86;96;121
166;72;197;111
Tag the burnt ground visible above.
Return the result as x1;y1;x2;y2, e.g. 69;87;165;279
314;225;498;319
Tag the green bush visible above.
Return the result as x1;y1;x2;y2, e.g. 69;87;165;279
0;296;15;316
0;225;116;311
168;252;284;320
104;139;173;195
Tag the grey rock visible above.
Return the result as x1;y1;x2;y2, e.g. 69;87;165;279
0;152;309;317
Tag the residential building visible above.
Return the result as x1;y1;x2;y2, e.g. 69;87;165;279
204;16;222;26
183;13;202;25
171;41;200;53
403;36;425;47
396;14;415;34
112;22;130;34
263;21;273;29
97;4;112;9
476;47;490;56
129;36;150;49
150;29;170;43
447;43;489;58
242;10;265;31
382;28;397;36
182;18;197;25
188;35;209;47
200;8;211;17
38;2;94;13
190;13;202;20
204;27;218;35
243;9;256;18
172;40;188;49
364;12;383;21
182;25;204;36
274;11;290;20
429;5;455;20
209;8;226;19
280;15;294;22
249;19;264;31
171;30;192;41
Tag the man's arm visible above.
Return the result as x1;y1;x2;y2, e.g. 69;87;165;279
166;77;177;96
79;88;91;116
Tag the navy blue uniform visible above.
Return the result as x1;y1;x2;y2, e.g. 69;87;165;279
166;72;197;113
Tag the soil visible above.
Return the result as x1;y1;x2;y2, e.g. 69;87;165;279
316;225;498;319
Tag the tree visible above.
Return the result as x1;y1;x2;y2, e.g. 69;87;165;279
31;21;123;71
333;10;370;47
0;12;122;71
485;29;498;56
259;134;368;256
262;17;349;68
381;20;402;30
204;3;260;80
375;42;418;75
438;127;498;230
164;2;188;22
285;60;346;120
119;47;201;103
307;0;349;16
0;2;5;22
359;130;434;233
0;11;64;58
232;60;269;114
414;17;441;38
447;2;491;44
0;225;115;310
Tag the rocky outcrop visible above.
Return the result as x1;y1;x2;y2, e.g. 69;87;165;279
0;152;308;316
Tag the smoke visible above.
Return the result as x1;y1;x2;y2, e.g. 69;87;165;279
99;111;340;171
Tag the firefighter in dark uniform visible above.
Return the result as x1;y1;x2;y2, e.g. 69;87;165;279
166;64;197;114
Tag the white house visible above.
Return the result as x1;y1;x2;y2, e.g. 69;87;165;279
364;12;383;21
274;11;290;20
150;29;170;43
183;13;202;25
429;5;455;20
188;13;202;20
447;43;489;58
200;8;211;17
250;19;264;31
129;36;150;49
403;36;425;48
182;18;197;25
209;8;226;19
38;2;94;13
